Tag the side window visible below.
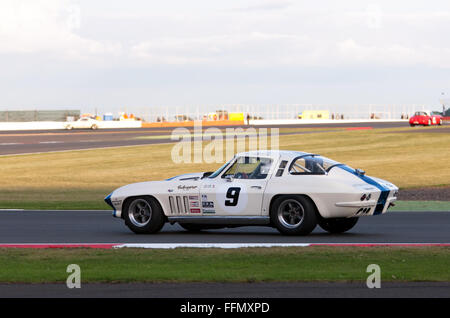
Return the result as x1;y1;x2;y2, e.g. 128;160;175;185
222;157;273;179
289;156;328;175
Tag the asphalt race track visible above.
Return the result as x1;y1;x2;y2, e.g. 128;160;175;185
0;210;448;243
1;282;449;298
0;210;448;298
0;121;408;155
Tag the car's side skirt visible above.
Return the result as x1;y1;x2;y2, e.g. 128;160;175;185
167;216;271;225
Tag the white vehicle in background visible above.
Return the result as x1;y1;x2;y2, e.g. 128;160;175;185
105;150;398;236
65;117;99;130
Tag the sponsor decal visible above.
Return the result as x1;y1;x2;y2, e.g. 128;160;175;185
190;208;201;214
203;184;215;189
178;185;198;190
202;194;208;200
190;201;200;207
202;209;215;214
202;201;214;208
189;196;199;200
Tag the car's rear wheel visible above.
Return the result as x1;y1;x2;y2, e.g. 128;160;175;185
318;217;359;234
123;196;165;234
270;195;317;235
409;123;415;127
91;124;98;130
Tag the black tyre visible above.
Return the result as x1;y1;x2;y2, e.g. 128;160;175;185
409;124;415;127
318;217;359;234
270;195;317;235
91;124;98;130
123;196;165;234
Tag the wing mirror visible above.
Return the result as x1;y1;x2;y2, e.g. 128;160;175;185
225;175;234;182
355;169;365;176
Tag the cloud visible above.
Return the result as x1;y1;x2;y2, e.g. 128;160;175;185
129;30;450;69
230;0;292;12
1;1;450;69
0;0;121;59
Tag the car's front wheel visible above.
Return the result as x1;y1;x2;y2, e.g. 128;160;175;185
91;124;98;130
318;217;359;233
123;196;165;234
270;195;317;235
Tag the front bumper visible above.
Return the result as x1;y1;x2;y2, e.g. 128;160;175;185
104;193;122;218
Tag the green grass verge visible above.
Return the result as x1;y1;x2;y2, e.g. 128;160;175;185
392;201;450;211
0;247;448;283
0;201;108;210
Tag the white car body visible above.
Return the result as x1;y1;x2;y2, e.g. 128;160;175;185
105;150;398;235
65;118;99;130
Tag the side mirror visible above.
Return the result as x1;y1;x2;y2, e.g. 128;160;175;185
225;175;234;182
355;169;365;176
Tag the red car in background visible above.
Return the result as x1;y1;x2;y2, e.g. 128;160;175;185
409;111;443;126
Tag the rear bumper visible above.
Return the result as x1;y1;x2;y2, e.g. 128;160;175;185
335;193;397;217
335;200;377;208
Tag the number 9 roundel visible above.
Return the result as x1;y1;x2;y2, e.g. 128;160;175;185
216;183;248;214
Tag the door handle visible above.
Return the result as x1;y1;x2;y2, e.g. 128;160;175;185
251;185;262;189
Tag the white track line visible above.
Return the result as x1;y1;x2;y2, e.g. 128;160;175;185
114;243;312;249
0;142;175;157
1;243;449;249
112;243;450;249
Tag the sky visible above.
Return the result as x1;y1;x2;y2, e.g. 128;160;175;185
0;0;449;115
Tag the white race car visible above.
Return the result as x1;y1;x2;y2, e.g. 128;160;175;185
105;150;398;235
65;117;99;130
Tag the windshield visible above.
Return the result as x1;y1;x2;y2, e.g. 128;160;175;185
289;155;340;175
222;156;272;179
208;158;234;178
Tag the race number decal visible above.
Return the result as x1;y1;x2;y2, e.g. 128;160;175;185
225;187;241;206
216;183;248;214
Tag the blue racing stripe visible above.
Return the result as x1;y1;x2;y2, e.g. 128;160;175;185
339;165;390;215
